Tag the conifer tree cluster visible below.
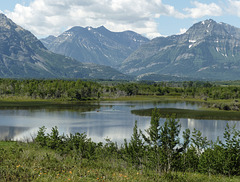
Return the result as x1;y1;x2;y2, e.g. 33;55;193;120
35;109;240;176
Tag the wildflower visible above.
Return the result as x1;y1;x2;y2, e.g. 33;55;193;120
69;171;72;174
68;179;71;181
137;172;139;175
124;175;127;178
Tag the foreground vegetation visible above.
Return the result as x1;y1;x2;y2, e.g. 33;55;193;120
1;141;239;182
1;110;240;181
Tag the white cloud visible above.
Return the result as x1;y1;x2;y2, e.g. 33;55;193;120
184;1;222;18
5;0;184;39
227;0;240;16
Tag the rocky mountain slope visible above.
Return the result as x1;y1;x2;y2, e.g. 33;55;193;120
0;14;128;79
121;19;240;80
41;26;149;68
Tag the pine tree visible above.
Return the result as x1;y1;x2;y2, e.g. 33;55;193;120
160;115;181;172
124;120;145;169
141;108;162;172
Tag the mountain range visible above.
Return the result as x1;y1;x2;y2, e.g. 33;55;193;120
120;19;240;80
0;14;128;79
41;26;149;68
1;13;240;81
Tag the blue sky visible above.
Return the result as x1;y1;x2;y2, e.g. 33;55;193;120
1;0;240;39
1;0;30;12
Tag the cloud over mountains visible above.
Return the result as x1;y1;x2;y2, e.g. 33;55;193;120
4;0;236;38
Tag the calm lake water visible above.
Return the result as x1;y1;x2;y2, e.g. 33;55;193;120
0;101;240;144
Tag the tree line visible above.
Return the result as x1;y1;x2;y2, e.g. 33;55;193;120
35;109;240;176
1;79;240;101
0;79;102;100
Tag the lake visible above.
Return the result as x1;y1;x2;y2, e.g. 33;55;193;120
0;100;239;144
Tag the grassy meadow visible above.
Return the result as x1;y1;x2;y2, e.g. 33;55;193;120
1;140;240;182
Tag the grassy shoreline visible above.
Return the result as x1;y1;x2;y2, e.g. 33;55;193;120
0;95;239;119
0;95;234;107
131;108;240;120
1;141;240;182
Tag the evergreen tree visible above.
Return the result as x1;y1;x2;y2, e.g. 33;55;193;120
124;120;145;169
141;108;162;172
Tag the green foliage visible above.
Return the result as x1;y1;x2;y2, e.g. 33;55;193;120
47;126;64;150
221;124;240;175
160;115;181;172
2;79;240;108
2;118;240;181
3;95;240;181
142;108;161;146
141;110;184;173
191;129;209;156
124;121;145;169
132;107;240;121
35;126;47;147
0;79;102;101
67;132;97;160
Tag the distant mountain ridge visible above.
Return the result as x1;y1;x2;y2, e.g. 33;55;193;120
121;19;240;80
41;26;149;68
2;14;240;81
0;14;128;79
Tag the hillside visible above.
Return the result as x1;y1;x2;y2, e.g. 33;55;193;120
0;14;128;80
121;19;240;80
41;26;149;68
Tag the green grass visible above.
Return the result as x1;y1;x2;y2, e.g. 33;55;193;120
131;108;240;120
0;142;239;181
0;141;17;148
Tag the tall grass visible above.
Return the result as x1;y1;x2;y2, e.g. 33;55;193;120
0;141;239;181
